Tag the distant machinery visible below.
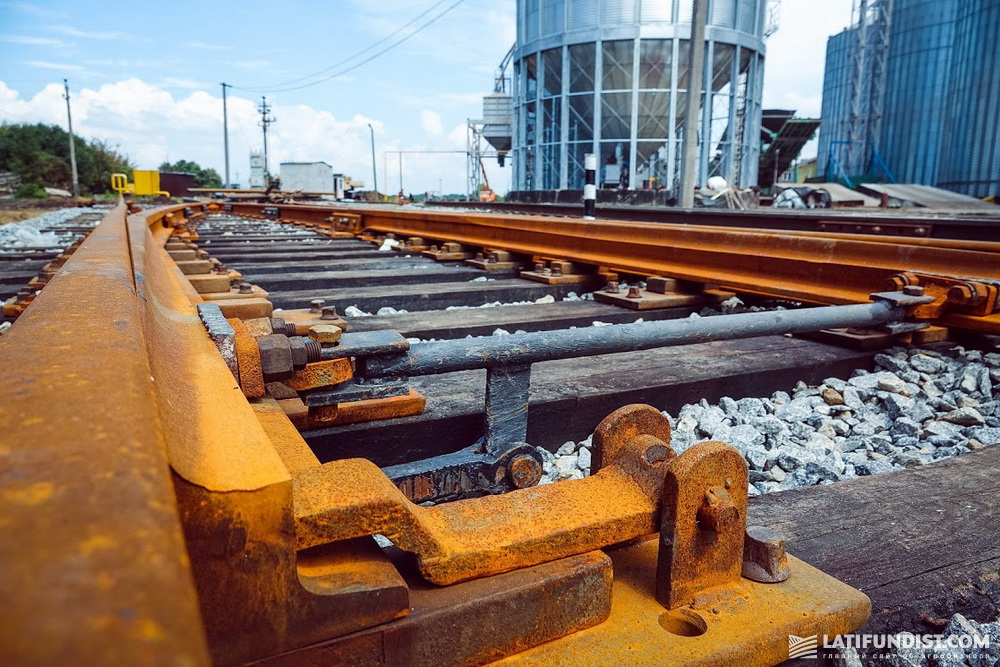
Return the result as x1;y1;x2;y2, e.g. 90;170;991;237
508;0;777;194
818;0;999;197
249;151;266;189
471;46;516;199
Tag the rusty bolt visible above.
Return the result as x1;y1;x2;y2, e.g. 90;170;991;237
606;281;620;293
507;455;543;489
697;487;739;532
320;306;339;320
903;285;925;297
430;244;439;252
270;317;297;336
287;336;320;368
309;299;326;314
552;264;564;277
308;324;342;344
947;283;982;305
627;286;642;299
196;250;209;259
534;262;544;273
238;282;253;294
214;265;229;274
488;252;499;264
476;252;485;261
257;334;295;382
741;525;790;583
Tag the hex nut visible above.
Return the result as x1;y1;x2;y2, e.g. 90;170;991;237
287;336;312;368
308;324;343;344
257;334;294;381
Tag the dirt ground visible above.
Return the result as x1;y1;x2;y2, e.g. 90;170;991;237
0;197;93;225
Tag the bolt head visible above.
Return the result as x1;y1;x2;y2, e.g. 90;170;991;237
507;455;542;489
308;324;343;344
320;306;339;320
902;285;925;296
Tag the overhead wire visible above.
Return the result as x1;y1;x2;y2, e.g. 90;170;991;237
231;0;466;94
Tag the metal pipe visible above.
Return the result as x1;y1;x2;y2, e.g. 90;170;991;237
365;301;904;377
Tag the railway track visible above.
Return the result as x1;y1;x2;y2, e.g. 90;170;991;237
429;199;1000;242
1;200;998;666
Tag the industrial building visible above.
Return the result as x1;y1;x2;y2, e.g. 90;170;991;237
817;0;1000;198
506;0;776;195
279;162;333;193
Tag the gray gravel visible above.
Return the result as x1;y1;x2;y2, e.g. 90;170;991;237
855;613;1000;666
538;344;999;492
0;206;103;250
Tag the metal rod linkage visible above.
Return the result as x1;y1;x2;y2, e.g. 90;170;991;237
363;301;906;378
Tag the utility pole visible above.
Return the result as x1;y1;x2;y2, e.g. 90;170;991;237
680;0;708;208
221;83;231;188
367;123;378;198
63;79;79;198
258;96;276;186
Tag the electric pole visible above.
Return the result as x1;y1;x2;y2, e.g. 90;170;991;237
258;96;276;186
680;0;708;208
221;83;231;188
63;79;79;198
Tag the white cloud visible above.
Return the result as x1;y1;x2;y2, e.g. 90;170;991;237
420;109;443;135
0;2;68;18
48;25;144;41
763;0;853;113
182;41;233;51
0;34;68;46
22;60;85;71
0;78;498;194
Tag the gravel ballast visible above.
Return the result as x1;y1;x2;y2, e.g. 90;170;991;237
538;344;1000;491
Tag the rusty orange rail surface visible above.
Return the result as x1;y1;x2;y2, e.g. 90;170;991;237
0;203;211;664
226;202;1000;334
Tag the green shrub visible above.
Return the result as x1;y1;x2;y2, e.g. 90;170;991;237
15;181;47;199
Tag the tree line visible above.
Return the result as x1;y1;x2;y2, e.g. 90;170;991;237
0;122;222;198
0;122;132;197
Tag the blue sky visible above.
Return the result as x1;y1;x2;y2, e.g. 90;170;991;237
0;0;852;194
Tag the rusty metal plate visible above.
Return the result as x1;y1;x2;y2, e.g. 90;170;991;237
496;539;871;666
251;550;612;667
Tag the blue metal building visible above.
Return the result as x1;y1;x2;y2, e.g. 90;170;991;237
511;0;771;193
818;0;999;197
937;0;1000;197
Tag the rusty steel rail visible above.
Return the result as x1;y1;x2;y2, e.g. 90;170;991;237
223;202;1000;335
428;199;1000;242
0;202;211;665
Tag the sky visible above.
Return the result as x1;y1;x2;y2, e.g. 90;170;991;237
0;0;853;195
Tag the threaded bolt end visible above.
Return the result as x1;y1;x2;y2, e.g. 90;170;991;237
304;340;322;363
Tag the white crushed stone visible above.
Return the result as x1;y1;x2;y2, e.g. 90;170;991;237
536;345;999;491
0;207;98;250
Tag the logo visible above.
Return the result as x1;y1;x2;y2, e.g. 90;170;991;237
788;634;818;659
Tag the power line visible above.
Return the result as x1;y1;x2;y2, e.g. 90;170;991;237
234;0;455;93
231;0;466;94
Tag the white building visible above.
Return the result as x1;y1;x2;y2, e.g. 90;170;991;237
279;162;333;193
